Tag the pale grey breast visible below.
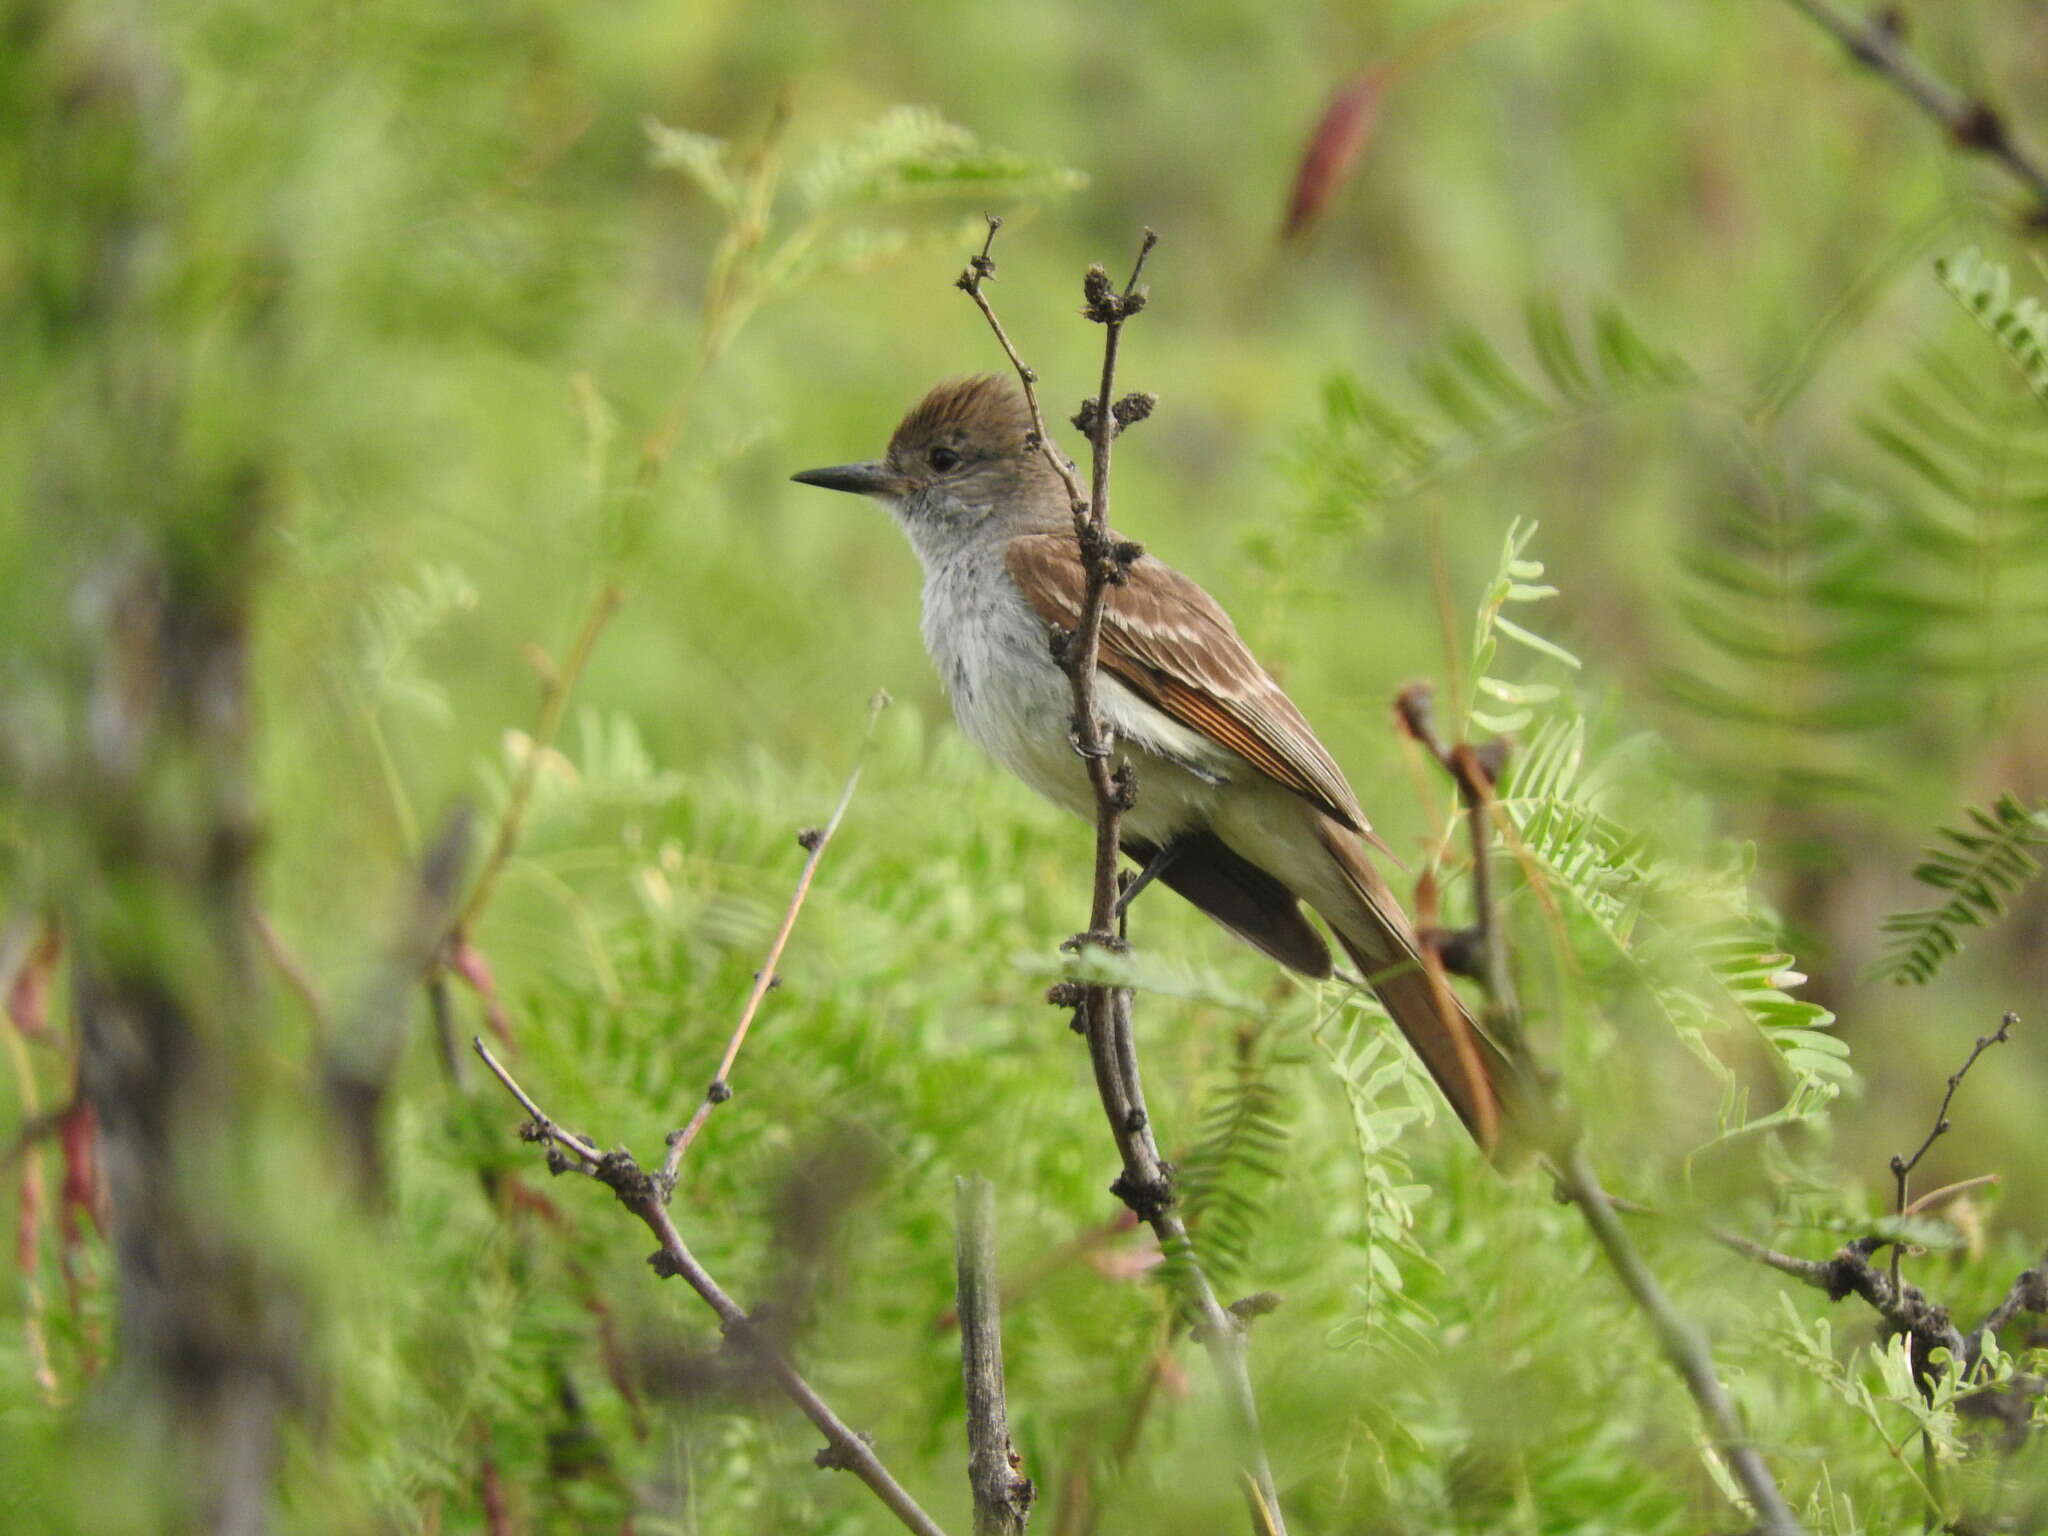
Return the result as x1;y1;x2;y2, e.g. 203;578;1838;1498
918;543;1236;838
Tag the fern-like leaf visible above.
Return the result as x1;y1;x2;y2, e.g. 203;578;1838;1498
1308;991;1438;1361
1467;517;1580;733
1873;793;2048;985
796;106;1084;212
1935;246;2048;407
353;562;478;724
1285;300;1695;518
1179;1025;1292;1294
1500;712;1849;1140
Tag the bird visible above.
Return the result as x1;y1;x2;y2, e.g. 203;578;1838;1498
793;374;1509;1154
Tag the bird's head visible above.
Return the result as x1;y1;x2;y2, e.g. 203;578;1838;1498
792;375;1068;558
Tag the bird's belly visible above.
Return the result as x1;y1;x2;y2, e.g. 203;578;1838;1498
924;574;1231;840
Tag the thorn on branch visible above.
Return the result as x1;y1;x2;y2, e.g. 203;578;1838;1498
1082;264;1116;322
707;1079;733;1105
1113;391;1157;432
1227;1291;1283;1327
1109;1169;1175;1222
955;214;1003;294
1467;738;1511;789
1953;102;2009;153
814;1431;876;1473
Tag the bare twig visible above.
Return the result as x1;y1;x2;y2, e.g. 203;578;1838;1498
1713;1226;1972;1367
955;218;1092;521
1969;1250;2048;1364
956;1176;1033;1536
1395;682;1804;1535
470;1038;951;1536
1710;1015;2036;1384
960;224;1288;1536
1887;1013;2015;1290
1903;1172;1999;1217
661;691;890;1184
1781;0;2048;224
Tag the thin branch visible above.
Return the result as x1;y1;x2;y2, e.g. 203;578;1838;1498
1968;1249;2048;1363
661;691;890;1184
1781;0;2048;224
959;224;1288;1536
1395;683;1804;1535
471;1037;603;1168
1888;1013;2015;1289
1712;1226;1972;1365
956;1176;1033;1536
1903;1172;1998;1217
955;218;1092;520
470;1038;951;1536
1547;1152;1796;1536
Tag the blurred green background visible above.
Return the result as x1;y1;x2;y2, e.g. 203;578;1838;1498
6;0;2047;1531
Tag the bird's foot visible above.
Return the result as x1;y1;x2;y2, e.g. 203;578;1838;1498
1066;728;1112;761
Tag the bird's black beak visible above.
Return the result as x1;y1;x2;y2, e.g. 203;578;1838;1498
791;460;907;498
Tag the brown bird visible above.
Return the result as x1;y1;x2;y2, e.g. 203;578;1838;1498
795;376;1507;1153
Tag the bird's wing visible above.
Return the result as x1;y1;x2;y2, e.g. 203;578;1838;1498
1003;532;1370;834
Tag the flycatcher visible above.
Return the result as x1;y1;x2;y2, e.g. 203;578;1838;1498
794;375;1507;1152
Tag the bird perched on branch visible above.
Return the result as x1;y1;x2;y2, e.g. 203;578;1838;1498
794;375;1507;1155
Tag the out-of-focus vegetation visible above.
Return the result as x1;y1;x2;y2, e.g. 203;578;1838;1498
4;0;2046;1531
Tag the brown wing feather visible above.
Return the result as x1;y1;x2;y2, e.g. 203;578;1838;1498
1004;533;1369;834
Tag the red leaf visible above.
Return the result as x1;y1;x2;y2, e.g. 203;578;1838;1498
16;1155;42;1275
56;1099;103;1243
6;926;62;1040
1282;69;1390;240
449;937;516;1048
1085;1231;1165;1282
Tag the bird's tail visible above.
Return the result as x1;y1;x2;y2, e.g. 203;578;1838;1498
1314;820;1514;1159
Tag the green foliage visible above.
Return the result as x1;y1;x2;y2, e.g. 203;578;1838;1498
1305;990;1438;1361
349;561;479;725
1875;792;2048;985
1285;300;1695;522
1179;1024;1292;1294
645;104;1083;348
1478;532;1850;1152
1936;246;2048;405
794;105;1087;212
1659;475;1903;803
1857;344;2048;681
1465;516;1580;732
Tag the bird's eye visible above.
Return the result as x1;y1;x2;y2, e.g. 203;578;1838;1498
929;446;961;473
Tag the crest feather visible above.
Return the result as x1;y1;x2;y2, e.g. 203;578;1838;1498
889;374;1032;461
